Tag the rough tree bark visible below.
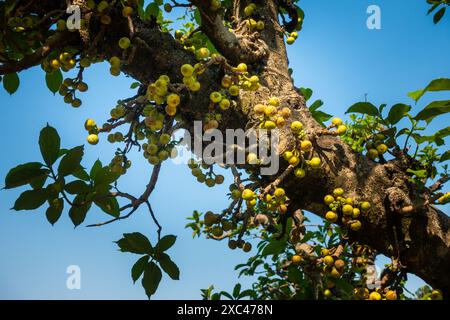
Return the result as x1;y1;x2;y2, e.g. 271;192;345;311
3;0;450;296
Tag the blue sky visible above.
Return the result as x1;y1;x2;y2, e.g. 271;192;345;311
0;0;449;299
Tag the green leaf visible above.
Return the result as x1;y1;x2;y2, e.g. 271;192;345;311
30;174;48;190
435;137;445;147
440;150;450;162
142;262;162;299
220;291;233;300
46;198;64;225
58;146;84;177
409;78;450;102
45;70;63;94
117;239;135;253
130;82;140;89
296;6;305;20
414;100;450;124
311;110;333;125
117;233;153;254
433;7;446;24
39;125;60;166
261;239;286;256
72;167;90;181
89;160;102;179
145;2;160;19
232;283;241;299
158;253;180;280
132;255;150;283
155;235;177;252
93;167;120;187
68;198;91;227
287;265;303;284
211;293;221;300
137;0;146;19
94;195;120;217
309;99;323;112
411;133;432;145
387;104;411;125
301;231;315;243
58;149;69;157
12;189;48;211
333;278;355;296
94;183;110;196
407;169;428;178
194;8;202;25
396;128;410;138
238;289;256;300
299;87;313;101
5;162;46;189
416;126;450;146
200;285;214;300
435;126;450;140
427;3;440;15
3;72;19;94
346;102;379;117
64;180;90;195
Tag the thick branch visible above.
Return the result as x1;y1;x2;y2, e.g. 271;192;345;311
191;0;268;65
0;32;76;75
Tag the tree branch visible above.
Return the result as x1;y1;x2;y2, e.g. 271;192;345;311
190;0;268;65
0;32;76;75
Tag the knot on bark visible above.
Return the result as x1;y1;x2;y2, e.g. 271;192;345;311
386;187;414;215
295;243;315;258
386;187;415;244
235;34;269;63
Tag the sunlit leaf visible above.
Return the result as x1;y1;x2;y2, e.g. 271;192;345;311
387;103;411;125
409;78;450;102
414;100;450;124
346;102;379;117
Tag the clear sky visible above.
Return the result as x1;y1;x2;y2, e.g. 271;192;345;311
0;0;449;299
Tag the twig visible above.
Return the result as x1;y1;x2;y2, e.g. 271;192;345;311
146;201;162;241
261;165;294;196
86;205;140;227
429;175;450;193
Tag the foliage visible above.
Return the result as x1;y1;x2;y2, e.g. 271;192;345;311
426;0;450;23
117;233;179;298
